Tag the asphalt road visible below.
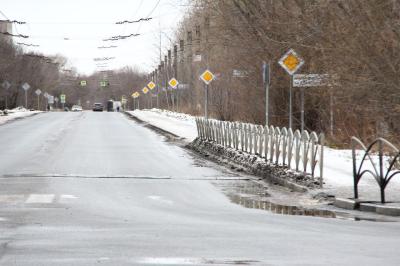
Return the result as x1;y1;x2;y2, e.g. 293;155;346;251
0;112;399;265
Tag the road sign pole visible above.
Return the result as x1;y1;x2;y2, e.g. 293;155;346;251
265;81;269;126
5;94;7;110
278;49;304;130
176;88;179;112
301;87;305;132
289;75;293;129
156;80;159;109
157;91;159;109
263;62;270;126
330;91;334;136
37;95;40;110
25;90;28;109
205;84;208;120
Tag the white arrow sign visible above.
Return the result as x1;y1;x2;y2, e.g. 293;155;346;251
2;80;11;90
22;82;30;91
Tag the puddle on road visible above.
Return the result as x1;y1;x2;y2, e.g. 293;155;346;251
214;180;396;222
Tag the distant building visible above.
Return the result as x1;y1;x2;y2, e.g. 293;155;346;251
0;20;13;43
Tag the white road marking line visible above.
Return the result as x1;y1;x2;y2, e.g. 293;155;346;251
60;194;79;199
25;194;55;204
147;195;173;205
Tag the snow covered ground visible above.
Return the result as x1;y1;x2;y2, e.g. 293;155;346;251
129;109;197;140
0;107;42;126
129;108;400;201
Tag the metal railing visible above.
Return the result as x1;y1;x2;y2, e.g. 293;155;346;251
352;137;400;203
195;118;325;186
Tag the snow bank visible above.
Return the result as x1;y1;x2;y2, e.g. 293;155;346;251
128;109;197;141
127;108;400;201
0;107;42;125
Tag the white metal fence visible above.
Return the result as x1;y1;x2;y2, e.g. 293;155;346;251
195;117;325;186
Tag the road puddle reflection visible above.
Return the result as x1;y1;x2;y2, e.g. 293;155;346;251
215;180;396;222
228;194;336;218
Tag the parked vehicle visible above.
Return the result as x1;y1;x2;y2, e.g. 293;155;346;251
107;100;114;112
71;105;83;112
92;103;104;112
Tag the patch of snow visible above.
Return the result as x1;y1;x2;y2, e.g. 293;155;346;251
128;109;197;141
0;107;42;125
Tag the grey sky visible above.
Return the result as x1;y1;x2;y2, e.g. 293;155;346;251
1;0;188;75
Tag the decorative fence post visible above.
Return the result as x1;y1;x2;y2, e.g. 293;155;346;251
258;126;264;156
274;127;281;164
301;131;310;175
282;128;288;165
287;129;294;168
264;126;269;161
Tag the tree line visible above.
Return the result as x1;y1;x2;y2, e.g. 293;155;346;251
143;0;400;146
0;37;147;111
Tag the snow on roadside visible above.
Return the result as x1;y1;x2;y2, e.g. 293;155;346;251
128;108;400;201
128;109;197;141
0;107;42;125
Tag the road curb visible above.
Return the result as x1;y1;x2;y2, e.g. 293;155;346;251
335;198;400;216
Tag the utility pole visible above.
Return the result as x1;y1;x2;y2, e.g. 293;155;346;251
167;50;174;110
173;45;178;111
179;39;185;110
158;64;162;108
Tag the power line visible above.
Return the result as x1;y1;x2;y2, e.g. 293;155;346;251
17;42;40;47
116;17;152;24
103;33;140;41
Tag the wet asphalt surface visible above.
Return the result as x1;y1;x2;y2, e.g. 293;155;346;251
0;112;400;265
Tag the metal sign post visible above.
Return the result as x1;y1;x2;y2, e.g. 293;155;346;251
168;78;179;112
2;80;11;109
263;62;270;126
22;82;31;109
60;94;66;110
200;70;215;119
278;49;304;129
293;74;334;132
35;89;42;110
55;97;59;109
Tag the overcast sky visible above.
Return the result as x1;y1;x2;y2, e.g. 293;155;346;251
1;0;188;75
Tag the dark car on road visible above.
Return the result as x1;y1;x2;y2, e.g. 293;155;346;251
92;103;104;112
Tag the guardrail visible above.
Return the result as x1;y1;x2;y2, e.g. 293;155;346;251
195;118;325;186
351;137;400;203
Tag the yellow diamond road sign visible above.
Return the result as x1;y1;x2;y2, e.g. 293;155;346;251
142;87;149;94
147;81;156;90
168;78;179;89
278;49;304;75
132;92;140;98
200;69;214;85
